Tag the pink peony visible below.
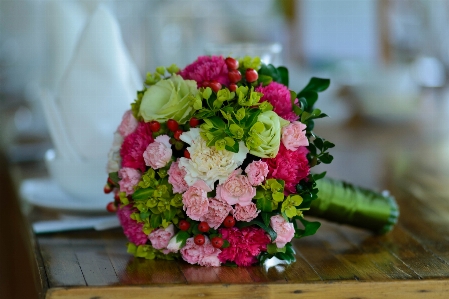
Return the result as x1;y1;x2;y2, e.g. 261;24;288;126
263;144;310;195
216;169;256;207
218;227;270;267
255;82;299;122
200;197;234;229
180;237;221;266
270;215;295;248
178;55;230;87
245;160;269;186
180;237;203;264
120;121;154;172
233;203;260;222
167;159;189;194
182;183;209;221
118;167;141;195
148;224;175;250
117;204;148;246
198;239;221;267
281;121;309;151
143;135;172;169
118;110;138;137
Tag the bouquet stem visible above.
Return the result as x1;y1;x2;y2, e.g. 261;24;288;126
309;178;399;234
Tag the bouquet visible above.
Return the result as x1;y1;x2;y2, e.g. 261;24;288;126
103;55;398;267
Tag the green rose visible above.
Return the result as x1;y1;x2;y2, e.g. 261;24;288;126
140;74;198;124
248;111;289;158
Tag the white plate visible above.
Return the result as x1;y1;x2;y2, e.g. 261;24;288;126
21;178;112;214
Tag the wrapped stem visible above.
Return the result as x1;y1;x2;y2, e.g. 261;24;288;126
310;178;399;234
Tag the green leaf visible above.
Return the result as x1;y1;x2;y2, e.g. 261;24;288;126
140;211;150;221
208;116;227;129
299;77;330;93
225;141;239;153
267;243;286;254
319;153;334;164
258;74;273;86
293;217;321;238
150;213;162;228
297;91;318;110
244;109;261;129
277;66;289;86
108;172;119;185
132;188;154;201
163;207;177;221
314;137;324;151
256;198;273;212
236;220;277;242
312;171;327;181
260;212;272;227
323;141;335;149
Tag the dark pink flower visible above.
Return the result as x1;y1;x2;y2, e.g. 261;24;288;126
178;56;229;87
117;204;148;246
255;82;299;122
120;121;154;172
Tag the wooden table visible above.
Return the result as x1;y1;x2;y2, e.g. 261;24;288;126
7;120;449;299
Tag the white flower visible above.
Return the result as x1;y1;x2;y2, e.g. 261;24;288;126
166;232;187;253
106;132;123;173
179;128;248;190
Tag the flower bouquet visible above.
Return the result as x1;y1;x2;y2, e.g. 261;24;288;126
104;55;399;267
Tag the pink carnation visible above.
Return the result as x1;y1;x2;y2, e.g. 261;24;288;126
216;169;256;207
182;183;209;221
263;144;310;195
245;160;269;186
256;82;299;122
167;159;189;193
270;215;295;248
118;167;141;195
181;237;221;266
218;227;270;266
178;55;229;87
120;121;154;172
200;197;233;229
117;204;147;246
143;135;172;169
233;203;260;222
180;237;203;264
148;224;175;250
118;110;138;137
281;121;309;151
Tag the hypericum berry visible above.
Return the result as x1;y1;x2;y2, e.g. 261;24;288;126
194;234;206;246
198;222;210;233
114;192;120;202
167;119;179;132
209;80;222;93
223;215;236;228
106;202;117;213
245;68;258;83
225;57;239;70
184;149;191;159
189;117;200;127
229;83;237;92
174;129;183;140
107;177;115;186
211;237;224;248
228;69;242;83
149;121;161;132
179;220;190;231
103;184;112;194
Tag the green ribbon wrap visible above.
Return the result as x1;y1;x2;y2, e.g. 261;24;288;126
310;178;399;234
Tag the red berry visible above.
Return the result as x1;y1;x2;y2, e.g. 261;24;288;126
149;121;161;132
225;57;239;70
223;215;235;228
209;80;222;93
114;192;120;202
245;68;258;83
179;220;190;231
211;237;224;248
103;184;112;194
228;69;242;83
106;202;117;213
167;119;179;132
174;129;183;140
202;80;210;88
107;177;115;186
229;83;237;92
194;234;205;246
198;222;210;233
189;117;200;127
184;149;191;159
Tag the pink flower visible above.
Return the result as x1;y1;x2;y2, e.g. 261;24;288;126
120;121;154;172
118;110;138;137
148;224;175;250
178;55;229;87
167;159;189;194
200;197;233;229
180;237;222;266
281;121;309;151
198;239;221;267
233;203;260;222
117;204;147;246
270;215;295;248
180;238;203;264
245;160;269;186
256;82;299;122
263;144;310;195
218;227;270;266
216;169;256;207
182;183;209;221
118;167;141;195
143;135;172;169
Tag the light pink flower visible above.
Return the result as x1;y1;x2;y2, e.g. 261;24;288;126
117;204;147;245
216;169;256;207
270;215;295;248
245;160;269;186
168;159;189;194
180;237;221;266
200;198;234;229
143;135;172;169
281;121;309;151
118;167;141;195
198;240;221;267
233;203;260;222
180;237;203;264
118;110;138;137
148;224;175;250
182;183;209;220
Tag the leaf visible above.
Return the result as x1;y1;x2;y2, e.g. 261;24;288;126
132;188;154;201
108;172;119;185
208;116;227;129
314;137;324;151
323;141;335;149
244;109;261;129
258;74;273;86
140;211;150;221
275;251;296;263
297;91;318;110
150;213;162;228
312;171;327;181
256;198;273;212
225;141;239;153
293;217;321;238
299;77;330;93
260;212;272;227
277;66;289;86
163;207;177;221
319;153;334;164
237;220;277;242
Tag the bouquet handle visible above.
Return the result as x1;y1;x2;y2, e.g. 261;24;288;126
309;178;399;234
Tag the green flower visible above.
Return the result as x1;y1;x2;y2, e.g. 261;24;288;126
140;74;199;124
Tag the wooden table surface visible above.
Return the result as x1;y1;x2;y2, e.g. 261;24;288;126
8;119;449;299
